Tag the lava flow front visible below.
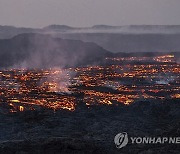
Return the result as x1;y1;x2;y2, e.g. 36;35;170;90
0;54;179;112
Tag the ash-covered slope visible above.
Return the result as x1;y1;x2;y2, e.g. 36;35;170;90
0;33;111;68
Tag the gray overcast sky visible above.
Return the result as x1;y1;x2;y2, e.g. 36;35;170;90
0;0;180;28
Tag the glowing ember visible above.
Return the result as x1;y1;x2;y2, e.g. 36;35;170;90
19;106;24;112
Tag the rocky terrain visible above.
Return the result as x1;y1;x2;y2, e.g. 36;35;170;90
0;99;179;153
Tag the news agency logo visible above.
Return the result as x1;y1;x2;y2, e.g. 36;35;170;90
114;132;128;149
114;132;180;149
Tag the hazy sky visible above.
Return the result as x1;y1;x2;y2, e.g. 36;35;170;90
0;0;180;28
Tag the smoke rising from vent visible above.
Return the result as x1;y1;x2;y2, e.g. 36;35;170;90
39;68;74;94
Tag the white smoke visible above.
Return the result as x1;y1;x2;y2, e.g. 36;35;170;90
40;68;75;94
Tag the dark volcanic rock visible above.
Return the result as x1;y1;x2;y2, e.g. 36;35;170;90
0;100;179;153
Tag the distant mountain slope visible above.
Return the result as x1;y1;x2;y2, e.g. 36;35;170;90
0;25;40;39
44;25;180;34
57;33;180;52
43;25;76;31
0;33;111;68
1;25;180;53
1;25;180;39
91;25;180;33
